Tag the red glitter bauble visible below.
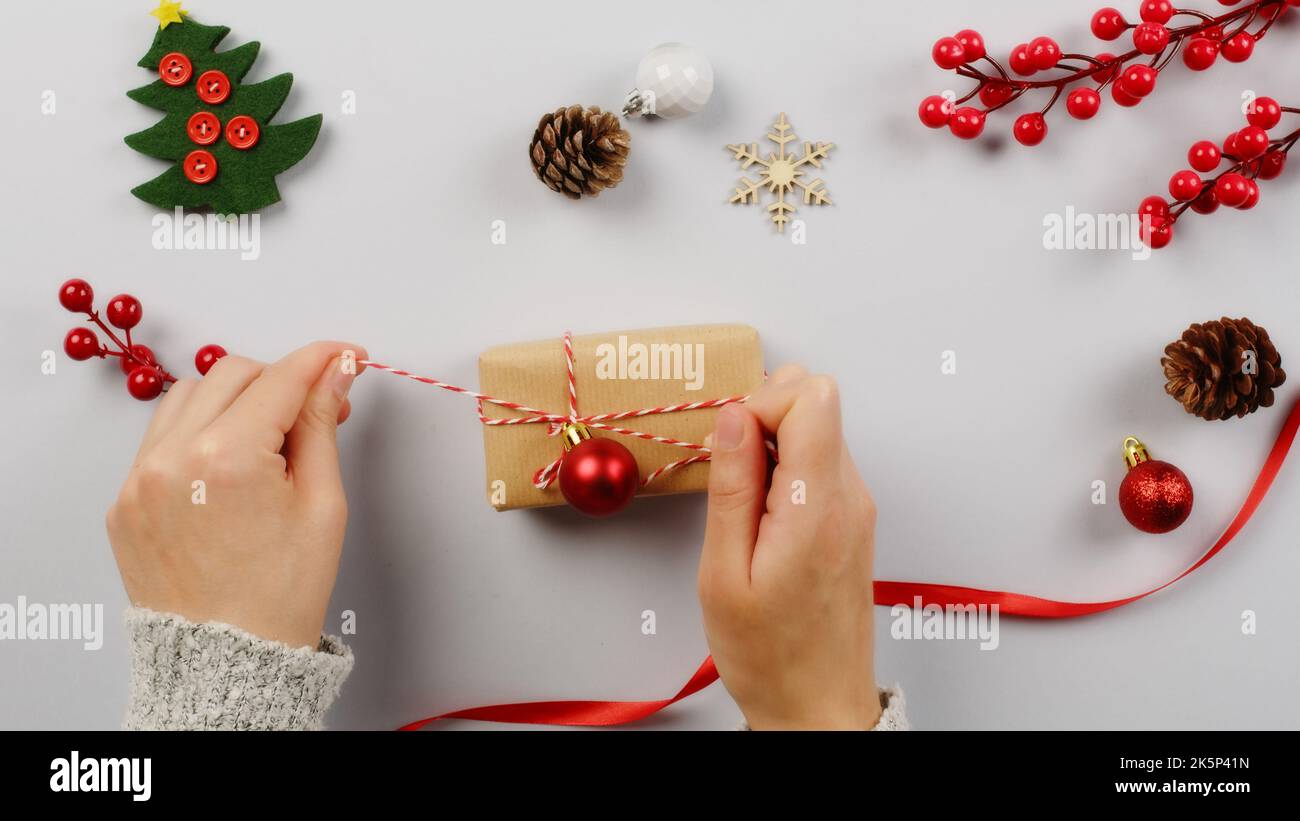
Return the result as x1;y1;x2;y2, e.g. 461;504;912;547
1119;441;1193;534
558;436;639;517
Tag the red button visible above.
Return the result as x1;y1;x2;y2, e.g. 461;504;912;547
225;115;260;150
186;111;221;145
183;149;218;184
195;70;231;105
159;52;193;86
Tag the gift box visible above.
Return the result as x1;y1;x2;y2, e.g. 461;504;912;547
478;324;765;510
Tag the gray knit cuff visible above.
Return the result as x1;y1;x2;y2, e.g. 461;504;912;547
737;686;908;730
123;607;353;731
872;685;908;731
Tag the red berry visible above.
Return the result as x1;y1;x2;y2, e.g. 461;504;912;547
1188;140;1222;172
1237;179;1261;210
1028;36;1061;71
1118;64;1157;97
1067;87;1102;119
1140;215;1174;249
1013;113;1048;146
1133;22;1170;55
1009;43;1035;75
979;82;1014;108
1138;195;1170;220
1223;131;1240;158
63;328;100;361
1203;24;1225;41
932;37;967;69
1139;0;1174;24
1168;169;1203;201
1190;188;1220;215
1235;126;1269;160
918;95;952;128
1258;151;1287;180
954;29;986;62
125;366;163;402
1111;82;1141;107
126;366;164;401
948;107;986;139
1091;53;1119;83
1183;38;1219;71
195;344;228;376
1214;173;1251;207
1221;33;1255;62
1246;96;1282;130
59;278;94;313
106;294;142;330
118;344;156;375
1091;8;1128;40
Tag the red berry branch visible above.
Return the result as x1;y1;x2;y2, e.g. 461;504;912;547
919;0;1297;145
1136;98;1298;246
58;278;227;401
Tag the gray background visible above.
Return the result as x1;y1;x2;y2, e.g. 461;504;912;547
2;0;1298;730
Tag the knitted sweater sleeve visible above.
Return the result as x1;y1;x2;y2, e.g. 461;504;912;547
868;686;909;730
123;607;353;731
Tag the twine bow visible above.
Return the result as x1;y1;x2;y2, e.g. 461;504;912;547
359;331;770;491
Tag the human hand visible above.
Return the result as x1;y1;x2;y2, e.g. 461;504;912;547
107;341;367;649
698;366;880;729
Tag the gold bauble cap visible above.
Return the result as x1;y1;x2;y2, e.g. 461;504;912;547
560;421;593;451
1122;436;1151;470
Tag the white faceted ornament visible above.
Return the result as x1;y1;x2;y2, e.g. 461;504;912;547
628;43;713;120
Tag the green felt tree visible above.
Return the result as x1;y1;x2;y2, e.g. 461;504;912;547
125;14;322;214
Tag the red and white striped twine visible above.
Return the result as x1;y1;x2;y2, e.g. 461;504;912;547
359;332;775;491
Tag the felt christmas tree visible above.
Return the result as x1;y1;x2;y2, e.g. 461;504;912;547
125;2;322;214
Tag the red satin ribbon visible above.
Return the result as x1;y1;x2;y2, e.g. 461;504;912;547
400;396;1300;730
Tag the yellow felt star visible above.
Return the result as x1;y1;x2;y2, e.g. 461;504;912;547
149;1;188;29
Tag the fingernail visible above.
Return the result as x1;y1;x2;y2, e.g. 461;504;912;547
327;357;357;401
715;405;745;451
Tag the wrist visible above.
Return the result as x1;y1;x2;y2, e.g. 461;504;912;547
744;689;885;731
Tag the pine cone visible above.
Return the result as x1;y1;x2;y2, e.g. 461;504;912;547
529;105;630;199
1162;317;1286;421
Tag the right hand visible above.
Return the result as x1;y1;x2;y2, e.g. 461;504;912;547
698;366;881;729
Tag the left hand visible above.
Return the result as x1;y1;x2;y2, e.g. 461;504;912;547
107;341;366;649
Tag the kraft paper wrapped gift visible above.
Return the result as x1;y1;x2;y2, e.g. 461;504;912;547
478;324;765;510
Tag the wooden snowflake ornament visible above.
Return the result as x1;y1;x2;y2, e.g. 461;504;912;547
727;112;834;232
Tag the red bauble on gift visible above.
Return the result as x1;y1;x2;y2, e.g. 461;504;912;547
1119;436;1194;534
557;422;640;517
